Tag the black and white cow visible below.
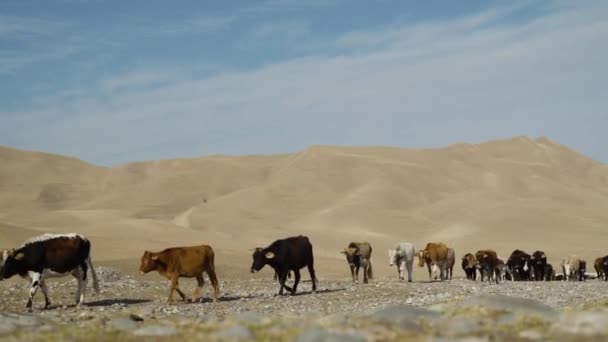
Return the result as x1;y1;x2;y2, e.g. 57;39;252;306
0;233;99;310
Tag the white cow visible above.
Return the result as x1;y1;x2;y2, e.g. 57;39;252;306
388;243;415;282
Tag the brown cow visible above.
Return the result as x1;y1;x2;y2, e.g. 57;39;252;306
417;242;449;281
461;253;477;280
475;249;500;284
341;242;373;284
594;257;605;280
139;245;219;304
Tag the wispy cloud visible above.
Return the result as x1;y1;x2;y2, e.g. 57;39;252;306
140;15;237;36
1;1;607;165
0;14;71;37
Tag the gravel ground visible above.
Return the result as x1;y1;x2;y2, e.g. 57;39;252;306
1;268;608;341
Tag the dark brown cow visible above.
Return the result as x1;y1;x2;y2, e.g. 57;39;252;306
461;253;477;280
601;256;608;281
139;245;219;304
0;233;99;311
341;242;373;284
475;249;500;284
417;242;449;281
594;257;605;280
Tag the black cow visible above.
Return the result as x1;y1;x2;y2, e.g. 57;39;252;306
0;233;99;311
544;263;556;281
506;249;532;281
601;256;608;281
250;235;317;296
530;251;547;281
578;260;587;281
475;249;500;284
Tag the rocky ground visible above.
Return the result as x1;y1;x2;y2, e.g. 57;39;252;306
1;267;608;341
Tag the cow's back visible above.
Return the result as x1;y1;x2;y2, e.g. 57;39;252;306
425;242;448;261
396;243;414;259
32;236;90;273
349;242;372;259
162;245;214;276
272;235;313;269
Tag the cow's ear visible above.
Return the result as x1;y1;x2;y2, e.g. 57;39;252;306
14;252;25;260
151;255;158;260
340;249;347;255
265;251;275;259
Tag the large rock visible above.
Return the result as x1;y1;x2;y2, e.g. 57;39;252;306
296;327;366;342
461;294;558;319
369;304;440;326
551;311;608;336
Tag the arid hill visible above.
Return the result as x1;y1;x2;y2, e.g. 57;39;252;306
1;136;607;279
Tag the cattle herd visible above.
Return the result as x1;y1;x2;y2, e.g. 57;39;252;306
0;233;608;311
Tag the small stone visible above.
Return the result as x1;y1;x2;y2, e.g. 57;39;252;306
218;326;254;340
129;313;144;322
462;294;558;320
133;325;177;337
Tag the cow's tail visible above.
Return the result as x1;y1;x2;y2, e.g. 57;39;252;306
367;260;374;280
87;256;100;295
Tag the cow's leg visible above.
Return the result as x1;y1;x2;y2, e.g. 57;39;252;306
167;274;181;304
40;280;51;309
193;274;204;303
349;265;356;283
26;272;42;311
307;263;317;293
426;263;432;280
278;271;292;295
77;262;89;306
206;268;219;303
362;261;369;284
291;269;301;295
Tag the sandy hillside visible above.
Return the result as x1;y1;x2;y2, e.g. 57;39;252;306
1;136;607;280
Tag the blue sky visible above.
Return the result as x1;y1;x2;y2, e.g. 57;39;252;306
1;0;606;166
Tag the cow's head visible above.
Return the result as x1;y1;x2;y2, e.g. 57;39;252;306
0;249;25;280
251;247;273;273
139;251;161;274
340;247;360;267
462;254;477;269
417;250;428;267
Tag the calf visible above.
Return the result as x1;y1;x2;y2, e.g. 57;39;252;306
561;255;581;281
530;251;547;281
446;248;455;280
475;249;500;284
417;242;449;281
139;244;219;304
461;253;477;280
506;249;532;281
0;233;99;311
251;235;317;295
388;243;415;282
341;242;373;284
